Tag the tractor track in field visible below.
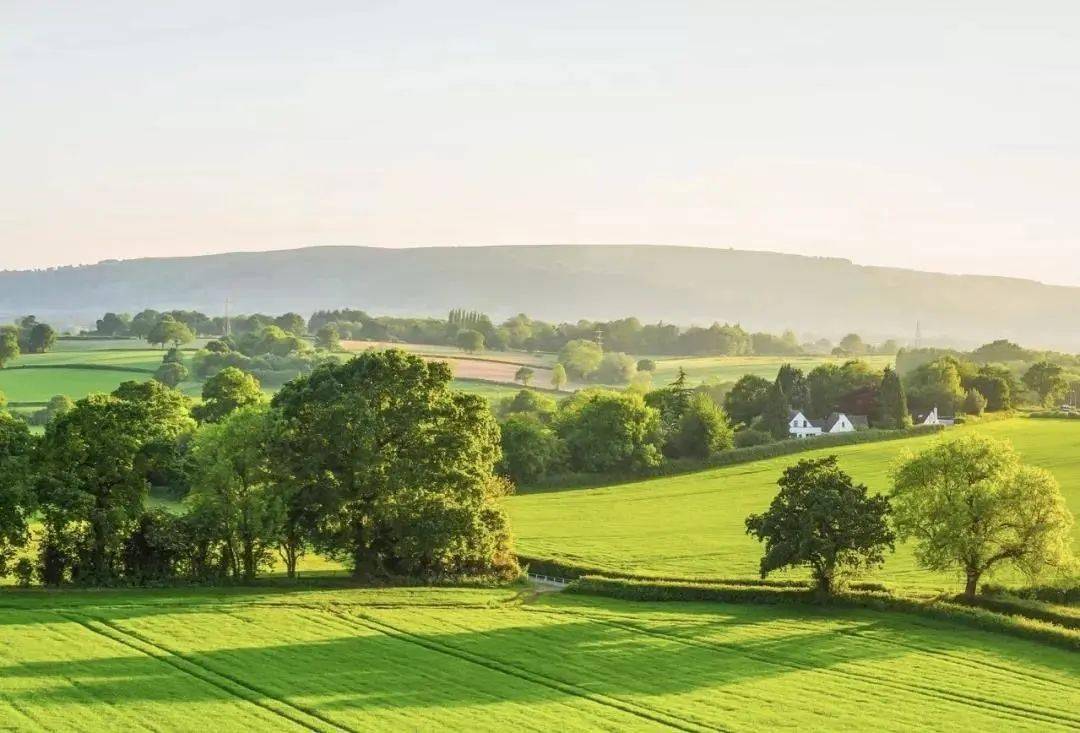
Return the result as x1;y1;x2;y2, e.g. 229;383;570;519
319;606;727;733
55;612;351;733
544;609;1080;730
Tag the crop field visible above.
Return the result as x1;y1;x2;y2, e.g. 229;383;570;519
648;354;895;386
507;418;1080;592
0;585;1075;731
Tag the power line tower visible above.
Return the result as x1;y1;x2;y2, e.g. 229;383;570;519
593;328;604;350
224;297;231;338
914;320;922;350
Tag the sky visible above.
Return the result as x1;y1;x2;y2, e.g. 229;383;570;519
3;1;1080;285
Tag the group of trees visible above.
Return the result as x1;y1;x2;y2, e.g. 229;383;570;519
94;309;312;343
902;353;1073;415
746;435;1075;598
0;351;518;587
0;316;59;367
495;371;733;484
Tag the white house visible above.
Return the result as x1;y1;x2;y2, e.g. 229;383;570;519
788;410;822;438
916;407;955;426
788;410;869;439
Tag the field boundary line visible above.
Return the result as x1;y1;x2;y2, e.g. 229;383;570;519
558;609;1080;730
56;612;349;733
322;607;724;733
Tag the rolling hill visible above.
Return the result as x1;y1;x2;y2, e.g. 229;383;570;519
4;245;1079;349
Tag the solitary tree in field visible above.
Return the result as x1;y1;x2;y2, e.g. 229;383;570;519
514;366;534;386
550;363;567;391
891;434;1075;599
0;326;19;368
456;328;485;354
1022;361;1067;406
147;315;195;349
746;456;894;594
26;323;57;354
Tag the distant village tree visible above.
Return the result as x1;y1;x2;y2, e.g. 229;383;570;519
878;367;912;429
0;326;19;368
147;315;195;349
514;366;534;386
759;382;792;440
315;324;341;351
192;367;265;424
456;328;485;354
1022;361;1067;406
550;363;567;391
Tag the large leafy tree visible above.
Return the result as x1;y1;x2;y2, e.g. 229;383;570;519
891;434;1075;598
555;390;663;473
673;392;733;459
0;413;36;576
498;413;566;484
35;395;157;581
550;363;568;391
455;328;485;354
271;349;516;579
0;326;19;368
746;456;894;594
557;339;603;380
759;382;791;440
1022;361;1067;406
724;374;772;426
188;406;283;581
193;367;265;423
904;357;965;414
147;314;195;349
25;323;57;354
775;364;809;410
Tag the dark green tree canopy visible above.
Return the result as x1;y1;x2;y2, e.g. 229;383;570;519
271;349;515;579
746;456;894;593
193;367;265;423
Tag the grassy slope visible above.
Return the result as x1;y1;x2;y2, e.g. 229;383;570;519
0;586;1075;731
507;418;1080;591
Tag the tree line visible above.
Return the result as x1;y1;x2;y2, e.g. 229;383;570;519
0;351;518;587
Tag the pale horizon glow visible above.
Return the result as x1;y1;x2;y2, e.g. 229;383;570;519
3;2;1080;285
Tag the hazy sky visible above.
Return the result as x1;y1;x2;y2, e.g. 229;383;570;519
4;2;1079;284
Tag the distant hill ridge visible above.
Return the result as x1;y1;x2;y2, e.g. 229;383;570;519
2;245;1078;350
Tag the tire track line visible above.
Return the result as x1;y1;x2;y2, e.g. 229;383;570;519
322;607;724;733
56;612;349;733
556;610;1080;730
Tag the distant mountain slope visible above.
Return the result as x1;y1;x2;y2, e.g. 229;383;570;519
2;245;1077;349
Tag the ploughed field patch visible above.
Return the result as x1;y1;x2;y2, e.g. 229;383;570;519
507;418;1080;591
0;586;1075;731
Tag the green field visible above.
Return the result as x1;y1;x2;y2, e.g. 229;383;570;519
507;418;1080;591
650;354;895;385
1;585;1075;731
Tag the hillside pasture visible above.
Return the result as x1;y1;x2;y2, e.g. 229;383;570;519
342;340;554;367
0;586;1075;731
507;418;1080;592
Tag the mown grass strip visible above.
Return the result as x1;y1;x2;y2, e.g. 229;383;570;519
3;363;155;374
56;612;348;733
560;609;1080;730
325;607;726;733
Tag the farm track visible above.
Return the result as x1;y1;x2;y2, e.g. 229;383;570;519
321;607;725;732
535;608;1080;730
55;611;348;733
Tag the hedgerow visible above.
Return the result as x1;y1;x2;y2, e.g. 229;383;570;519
569;576;1080;651
981;582;1080;605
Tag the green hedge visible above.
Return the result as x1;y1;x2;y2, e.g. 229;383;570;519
982;582;1080;605
1029;411;1080;420
4;364;155;374
520;554;892;593
952;594;1080;630
569;576;1080;651
521;423;945;492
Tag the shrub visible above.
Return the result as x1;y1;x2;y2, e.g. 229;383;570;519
636;358;656;372
733;428;773;448
963;388;987;416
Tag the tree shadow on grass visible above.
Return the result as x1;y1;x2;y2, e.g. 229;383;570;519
2;599;1075;728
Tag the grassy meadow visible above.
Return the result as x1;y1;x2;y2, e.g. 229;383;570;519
1;585;1075;731
507;418;1080;592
